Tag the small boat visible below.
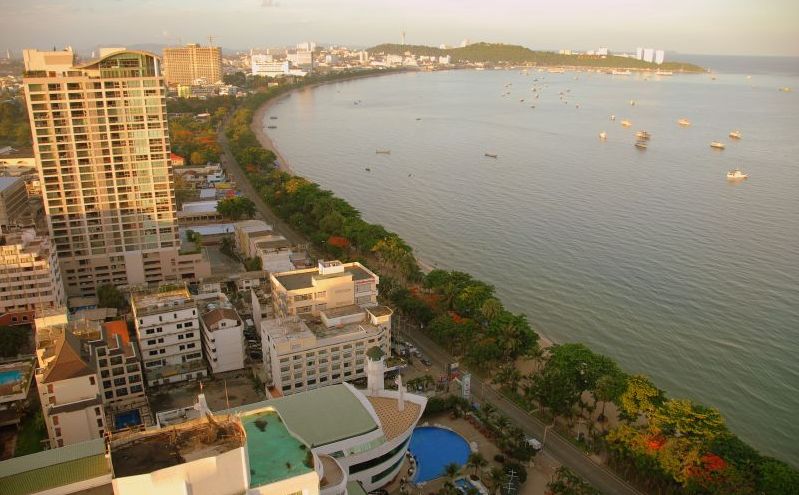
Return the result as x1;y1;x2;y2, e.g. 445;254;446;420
655;70;673;76
678;118;691;127
267;125;277;129
269;116;278;120
612;70;632;75
729;130;742;139
630;100;636;106
710;141;726;150
610;114;616;121
416;118;422;121
779;87;792;92
726;169;748;180
530;105;536;108
365;167;371;172
621;120;632;127
375;150;391;154
599;131;607;140
547;67;566;73
635;130;651;140
635;141;648;150
484;153;498;158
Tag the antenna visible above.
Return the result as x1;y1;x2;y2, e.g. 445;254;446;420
208;35;218;47
401;31;406;46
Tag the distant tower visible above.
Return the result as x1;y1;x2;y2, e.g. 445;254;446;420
401;31;406;45
5;49;10;60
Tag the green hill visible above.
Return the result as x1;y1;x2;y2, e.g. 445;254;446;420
367;42;705;72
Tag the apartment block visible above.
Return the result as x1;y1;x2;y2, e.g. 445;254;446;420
261;304;392;395
270;260;379;318
22;48;210;298
0;228;65;326
131;285;206;386
234;219;293;272
163;44;222;86
34;326;106;448
197;293;245;374
0;176;29;228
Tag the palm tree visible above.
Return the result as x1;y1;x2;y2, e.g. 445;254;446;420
481;298;502;323
467;452;488;477
443;462;461;481
487;467;506;491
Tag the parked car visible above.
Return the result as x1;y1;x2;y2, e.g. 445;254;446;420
420;357;432;367
526;437;543;451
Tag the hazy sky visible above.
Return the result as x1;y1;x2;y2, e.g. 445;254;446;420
1;0;798;56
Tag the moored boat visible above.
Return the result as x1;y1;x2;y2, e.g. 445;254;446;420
599;131;607;140
710;141;725;150
375;150;391;154
729;130;742;139
484;153;498;158
612;70;632;75
678;118;691;127
621;120;632;127
635;130;651;140
656;70;673;76
635;141;648;150
726;169;748;180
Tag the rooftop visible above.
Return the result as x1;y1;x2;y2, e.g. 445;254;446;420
181;200;218;213
366;396;422;441
0;176;22;192
273;262;376;292
131;286;194;314
264;312;383;348
240;410;314;487
110;415;244;478
225;384;378;448
38;330;95;384
0;358;35;403
0;438;109;495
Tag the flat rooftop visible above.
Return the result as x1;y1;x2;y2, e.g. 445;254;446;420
264;312;382;347
241;410;313;487
132;287;194;313
181;200;218;213
225;384;378;448
110;415;244;478
274;263;375;291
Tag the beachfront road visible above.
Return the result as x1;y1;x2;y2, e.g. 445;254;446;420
397;321;643;495
217;122;306;245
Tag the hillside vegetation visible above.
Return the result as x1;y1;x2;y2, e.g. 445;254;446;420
368;42;705;72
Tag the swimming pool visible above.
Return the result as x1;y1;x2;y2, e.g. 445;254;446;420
408;426;471;482
115;409;142;430
0;370;22;385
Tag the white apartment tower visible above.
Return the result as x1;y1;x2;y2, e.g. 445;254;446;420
131;285;206;386
22;48;210;298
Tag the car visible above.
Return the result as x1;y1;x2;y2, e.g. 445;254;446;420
526;437;543;451
420;358;432;367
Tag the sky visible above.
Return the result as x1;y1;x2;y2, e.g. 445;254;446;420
1;0;798;57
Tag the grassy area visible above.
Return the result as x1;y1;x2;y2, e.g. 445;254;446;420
14;409;46;457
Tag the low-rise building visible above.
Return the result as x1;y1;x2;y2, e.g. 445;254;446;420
34;326;106;448
131;285;206;386
234;220;293;272
197;293;245;374
0;229;65;327
270;260;379;318
177;200;225;225
261;304;392;395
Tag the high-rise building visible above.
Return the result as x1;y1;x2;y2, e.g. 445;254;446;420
655;50;665;65
22;48;210;298
162;43;222;86
0;176;29;228
0;228;65;326
643;48;655;63
636;47;644;60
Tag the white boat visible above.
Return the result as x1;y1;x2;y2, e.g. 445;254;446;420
599;131;607;140
610;114;616;121
547;67;566;73
726;169;748;180
710;141;726;150
678;118;691;127
621;120;632;127
729;130;742;139
629;99;636;106
635;141;648;150
655;70;673;76
635;130;651;140
612;70;632;75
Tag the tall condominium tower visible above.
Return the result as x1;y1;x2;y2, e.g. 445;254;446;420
162;43;222;86
22;48;209;298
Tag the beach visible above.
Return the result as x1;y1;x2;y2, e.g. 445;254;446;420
252;94;293;173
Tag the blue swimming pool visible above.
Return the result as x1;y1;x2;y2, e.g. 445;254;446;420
408;426;471;482
115;409;142;430
454;478;478;494
0;370;22;385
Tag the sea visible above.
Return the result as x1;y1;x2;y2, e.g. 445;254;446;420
262;56;799;466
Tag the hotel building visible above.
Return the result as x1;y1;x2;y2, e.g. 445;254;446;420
22;48;210;299
163;43;222;86
197;292;246;374
131;284;206;386
0;228;65;326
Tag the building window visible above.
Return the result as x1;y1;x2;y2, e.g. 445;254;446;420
98;359;108;367
57;439;64;447
105;391;114;399
52;416;59;426
89;376;96;385
130;384;143;393
97;418;103;427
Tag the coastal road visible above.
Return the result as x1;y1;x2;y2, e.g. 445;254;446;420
397;321;644;495
217;122;306;245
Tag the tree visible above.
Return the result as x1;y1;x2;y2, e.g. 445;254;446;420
190;150;205;165
480;297;503;323
547;467;601;495
467;452;487;477
443;462;461;481
217;196;257;220
618;374;665;420
97;284;127;310
594;373;628;424
0;326;30;357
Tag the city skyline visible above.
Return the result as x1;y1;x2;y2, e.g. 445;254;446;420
1;0;798;57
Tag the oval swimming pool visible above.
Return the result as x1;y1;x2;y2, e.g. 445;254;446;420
408;426;471;482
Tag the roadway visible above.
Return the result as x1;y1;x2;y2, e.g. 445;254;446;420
397;321;643;495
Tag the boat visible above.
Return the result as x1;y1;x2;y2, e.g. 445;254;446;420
710;141;726;150
599;131;607;140
269;116;278;120
629;99;636;106
375;150;391;154
655;70;673;76
635;130;651;140
635;141;648;150
611;70;632;75
729;130;742;139
621;120;632;127
610;114;616;121
779;87;792;92
267;125;277;129
726;169;748;180
547;67;566;73
484;153;498;158
677;118;691;127
364;167;371;172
